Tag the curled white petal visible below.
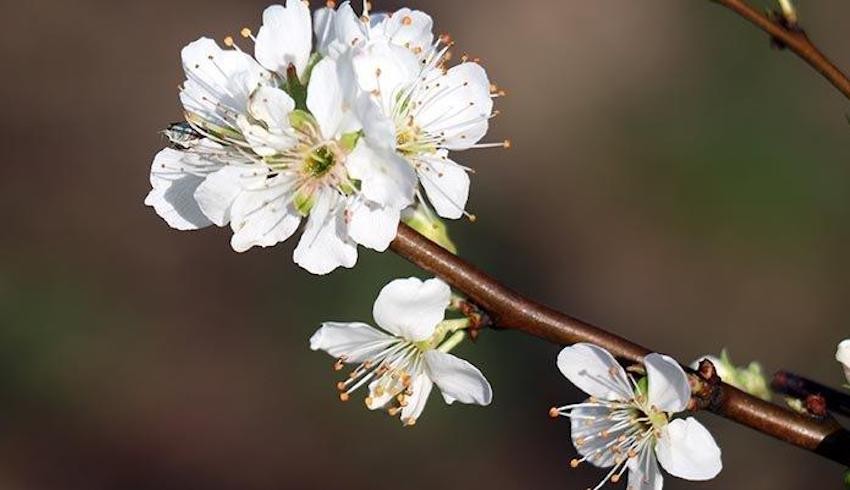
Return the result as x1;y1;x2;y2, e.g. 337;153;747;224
228;180;302;252
254;1;313;77
372;277;450;341
627;446;665;490
347;140;416;210
656;417;722;481
145;147;216;230
418;152;471;220
645;353;691;413
293;190;357;275
556;343;632;402
310;322;393;363
347;197;401;252
424;350;492;406
400;374;434;424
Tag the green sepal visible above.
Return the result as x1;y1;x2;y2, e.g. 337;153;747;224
294;190;314;217
339;131;362;152
289;109;317;132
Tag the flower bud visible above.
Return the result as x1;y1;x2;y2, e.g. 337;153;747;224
691;350;771;401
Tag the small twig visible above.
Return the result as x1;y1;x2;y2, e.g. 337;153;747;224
773;370;850;418
711;0;850;100
390;223;850;466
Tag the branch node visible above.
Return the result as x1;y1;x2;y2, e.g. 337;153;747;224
688;359;723;411
457;300;492;341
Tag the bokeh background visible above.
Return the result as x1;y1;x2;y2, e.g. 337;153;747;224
2;0;850;488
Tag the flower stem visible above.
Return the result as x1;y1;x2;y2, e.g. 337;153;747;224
437;331;467;353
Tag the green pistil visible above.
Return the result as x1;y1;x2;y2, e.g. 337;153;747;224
304;145;336;177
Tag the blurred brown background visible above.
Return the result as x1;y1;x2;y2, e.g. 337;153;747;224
2;0;850;488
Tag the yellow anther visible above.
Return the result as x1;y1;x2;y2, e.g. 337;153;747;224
548;407;560;418
240;28;252;38
339;393;350;402
569;459;580;468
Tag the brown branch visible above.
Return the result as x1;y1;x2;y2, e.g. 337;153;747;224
773;370;850;418
390;223;850;466
711;0;850;100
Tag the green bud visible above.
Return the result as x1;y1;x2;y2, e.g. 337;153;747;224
697;350;772;401
402;203;458;254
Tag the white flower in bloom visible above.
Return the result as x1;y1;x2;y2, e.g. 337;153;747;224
253;1;313;79
146;4;414;274
836;339;850;384
315;2;507;220
551;343;722;490
310;277;492;425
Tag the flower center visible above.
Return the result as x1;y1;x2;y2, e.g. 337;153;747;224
302;144;337;178
395;123;432;156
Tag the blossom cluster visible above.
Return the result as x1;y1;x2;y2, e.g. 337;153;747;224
146;3;726;489
146;0;505;274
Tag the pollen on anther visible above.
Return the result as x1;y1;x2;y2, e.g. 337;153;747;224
548;407;560;418
402;15;413;26
339;393;350;402
569;459;580;468
240;28;252;38
503;139;512;149
336;381;346;390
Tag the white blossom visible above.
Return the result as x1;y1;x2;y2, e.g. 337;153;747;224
551;343;722;490
310;277;492;425
146;5;412;274
314;1;507;220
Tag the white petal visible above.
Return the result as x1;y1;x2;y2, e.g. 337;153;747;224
306;58;344;138
180;38;268;131
313;1;368;59
569;403;618;468
292;190;357;275
352;40;420;114
413;62;493;150
347;197;400;252
400;373;434;424
645;353;690;413
656;418;722;481
193;166;252;226
836;339;850;384
372;277;450;341
418;152;470;220
423;350;492;406
627;447;664;490
229;179;302;252
556;343;632;402
145;147;216;230
309;322;393;362
254;1;313;78
347;140;416;209
313;6;337;56
248;86;296;134
372;8;433;58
